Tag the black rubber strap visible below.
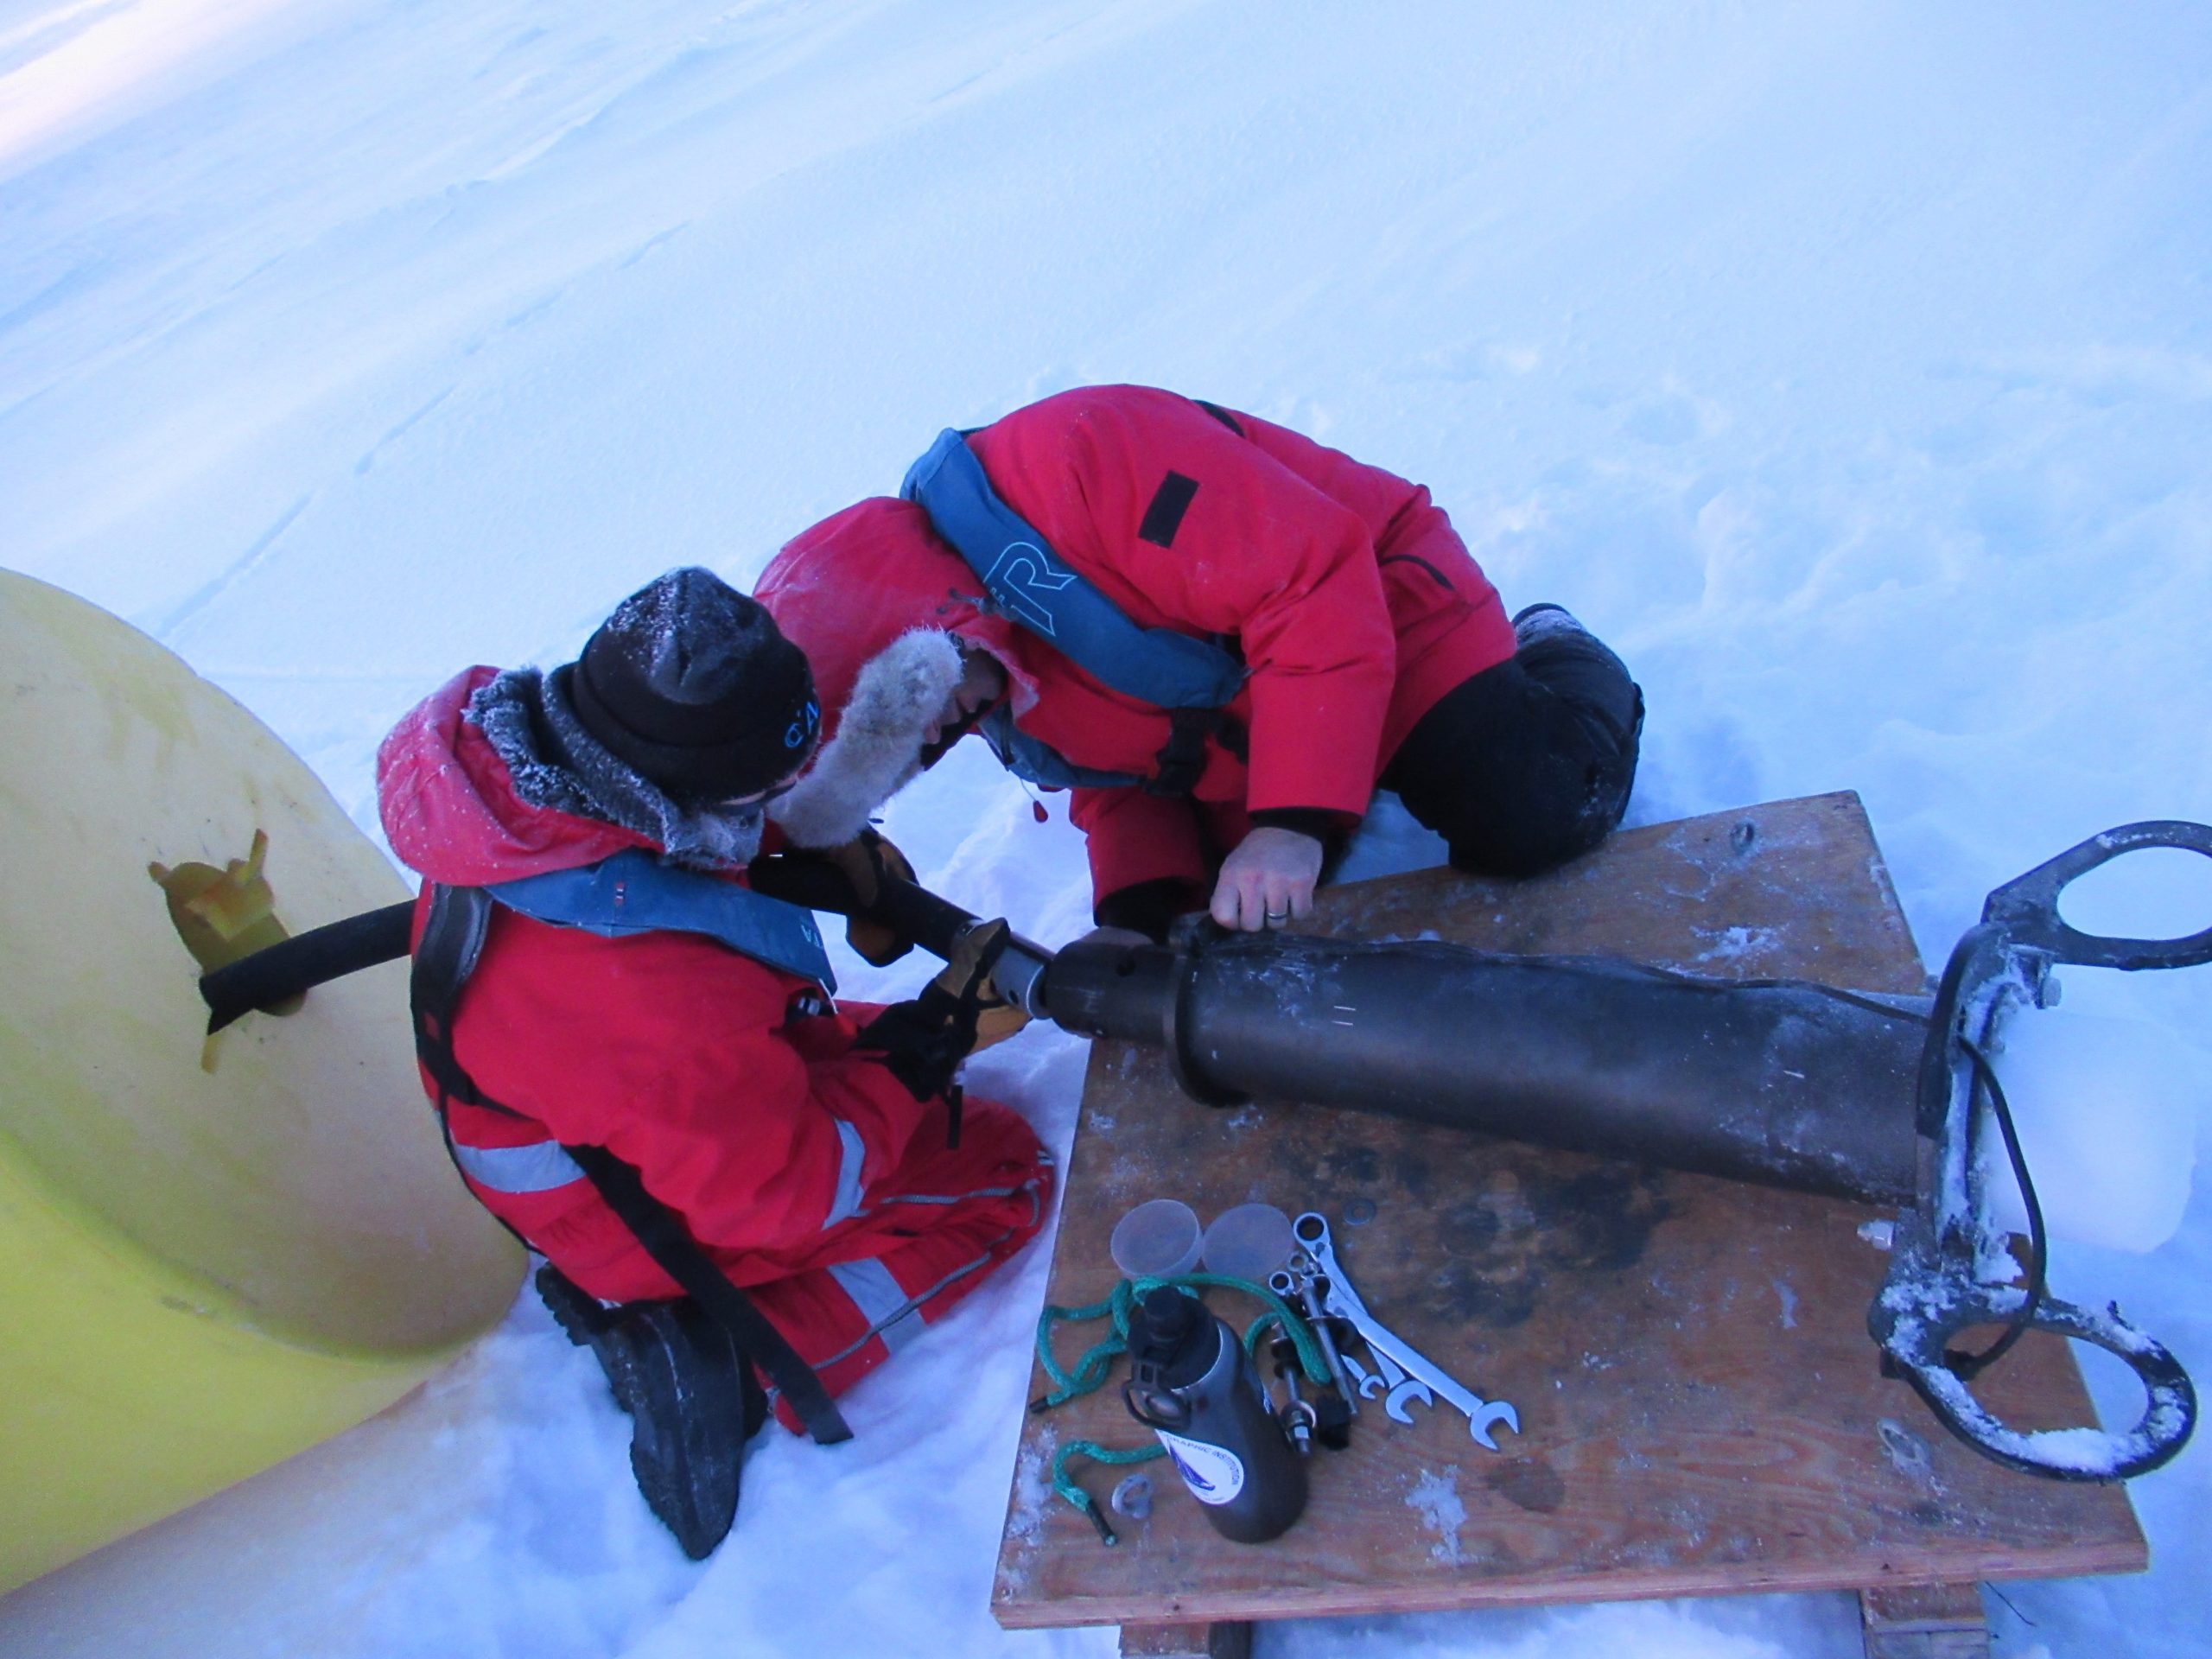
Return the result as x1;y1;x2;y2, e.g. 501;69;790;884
565;1142;853;1446
1147;706;1220;798
200;901;416;1033
410;885;499;1111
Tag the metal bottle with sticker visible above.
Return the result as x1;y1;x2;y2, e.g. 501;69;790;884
1122;1286;1307;1542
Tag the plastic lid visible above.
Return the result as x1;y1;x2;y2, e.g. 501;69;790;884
1199;1203;1297;1282
1109;1198;1203;1279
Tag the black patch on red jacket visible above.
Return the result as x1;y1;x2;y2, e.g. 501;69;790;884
1194;399;1244;435
1139;472;1199;547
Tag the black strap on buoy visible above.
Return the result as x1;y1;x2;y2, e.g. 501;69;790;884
200;901;416;1033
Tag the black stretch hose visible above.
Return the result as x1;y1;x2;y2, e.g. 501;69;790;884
197;864;982;1036
1046;929;1931;1204
1944;1037;2048;1381
199;901;416;1033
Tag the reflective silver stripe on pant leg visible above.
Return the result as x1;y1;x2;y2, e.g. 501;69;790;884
823;1118;867;1229
865;1181;1030;1211
450;1140;587;1193
828;1258;927;1354
810;1179;1047;1374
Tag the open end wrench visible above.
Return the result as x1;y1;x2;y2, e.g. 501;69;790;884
1370;1347;1435;1424
1359;1319;1519;1448
1293;1211;1521;1451
1345;1345;1432;1417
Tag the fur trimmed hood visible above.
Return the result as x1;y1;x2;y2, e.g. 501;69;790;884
770;629;964;848
469;665;772;869
758;495;1040;849
378;666;648;887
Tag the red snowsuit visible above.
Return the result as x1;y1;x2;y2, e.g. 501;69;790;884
377;668;1052;1426
756;385;1516;908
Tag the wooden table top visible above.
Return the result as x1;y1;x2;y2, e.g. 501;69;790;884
994;792;2145;1630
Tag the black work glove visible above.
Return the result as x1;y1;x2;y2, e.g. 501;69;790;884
855;919;1012;1139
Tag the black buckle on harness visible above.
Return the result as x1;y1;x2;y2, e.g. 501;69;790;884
1147;707;1243;797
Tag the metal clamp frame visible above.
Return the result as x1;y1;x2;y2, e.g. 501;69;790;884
1871;821;2209;1480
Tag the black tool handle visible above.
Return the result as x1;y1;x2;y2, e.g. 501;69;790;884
748;855;1053;1015
747;855;982;958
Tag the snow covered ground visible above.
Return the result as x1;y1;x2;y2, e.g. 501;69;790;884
3;0;2209;1654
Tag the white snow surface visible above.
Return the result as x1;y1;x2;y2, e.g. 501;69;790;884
1984;1011;2202;1255
4;1;2211;1656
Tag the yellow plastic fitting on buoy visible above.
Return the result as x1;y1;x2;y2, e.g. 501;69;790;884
0;569;524;1593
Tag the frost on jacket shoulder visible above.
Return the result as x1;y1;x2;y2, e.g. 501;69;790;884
378;665;647;888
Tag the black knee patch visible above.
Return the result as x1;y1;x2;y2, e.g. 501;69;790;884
1384;654;1642;880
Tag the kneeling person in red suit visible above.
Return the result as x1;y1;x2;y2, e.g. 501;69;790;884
377;568;1051;1558
755;385;1643;941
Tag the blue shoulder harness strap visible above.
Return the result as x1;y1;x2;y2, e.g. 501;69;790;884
487;849;836;993
902;428;1248;797
901;429;1245;711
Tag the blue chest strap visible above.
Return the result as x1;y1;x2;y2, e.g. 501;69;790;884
902;429;1247;795
902;429;1245;710
487;849;836;994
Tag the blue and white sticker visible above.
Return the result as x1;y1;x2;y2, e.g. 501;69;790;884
1154;1430;1246;1506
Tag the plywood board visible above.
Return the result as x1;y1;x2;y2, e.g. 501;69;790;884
994;792;2145;1628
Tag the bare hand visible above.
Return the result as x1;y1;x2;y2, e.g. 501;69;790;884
1210;827;1324;931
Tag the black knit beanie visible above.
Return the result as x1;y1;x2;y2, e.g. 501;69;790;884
563;567;821;804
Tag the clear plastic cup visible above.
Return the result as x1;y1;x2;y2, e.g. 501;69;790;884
1109;1198;1204;1279
1199;1203;1297;1282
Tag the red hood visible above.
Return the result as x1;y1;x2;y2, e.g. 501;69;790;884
755;497;1043;744
377;666;652;887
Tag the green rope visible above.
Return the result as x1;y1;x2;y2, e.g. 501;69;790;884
1030;1272;1331;1411
1047;1439;1162;1546
1030;1272;1334;1541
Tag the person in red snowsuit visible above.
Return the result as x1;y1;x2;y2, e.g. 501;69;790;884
755;385;1643;939
377;568;1050;1557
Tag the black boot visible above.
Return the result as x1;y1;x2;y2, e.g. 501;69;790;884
537;1264;769;1560
1381;604;1645;877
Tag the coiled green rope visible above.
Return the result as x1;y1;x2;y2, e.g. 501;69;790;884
1031;1273;1331;1543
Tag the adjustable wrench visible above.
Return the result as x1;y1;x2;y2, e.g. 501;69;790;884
1292;1211;1521;1451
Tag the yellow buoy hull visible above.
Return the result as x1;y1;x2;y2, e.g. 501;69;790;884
0;570;524;1592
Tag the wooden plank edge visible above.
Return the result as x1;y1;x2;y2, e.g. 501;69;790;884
989;1535;2148;1630
1313;790;1877;907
